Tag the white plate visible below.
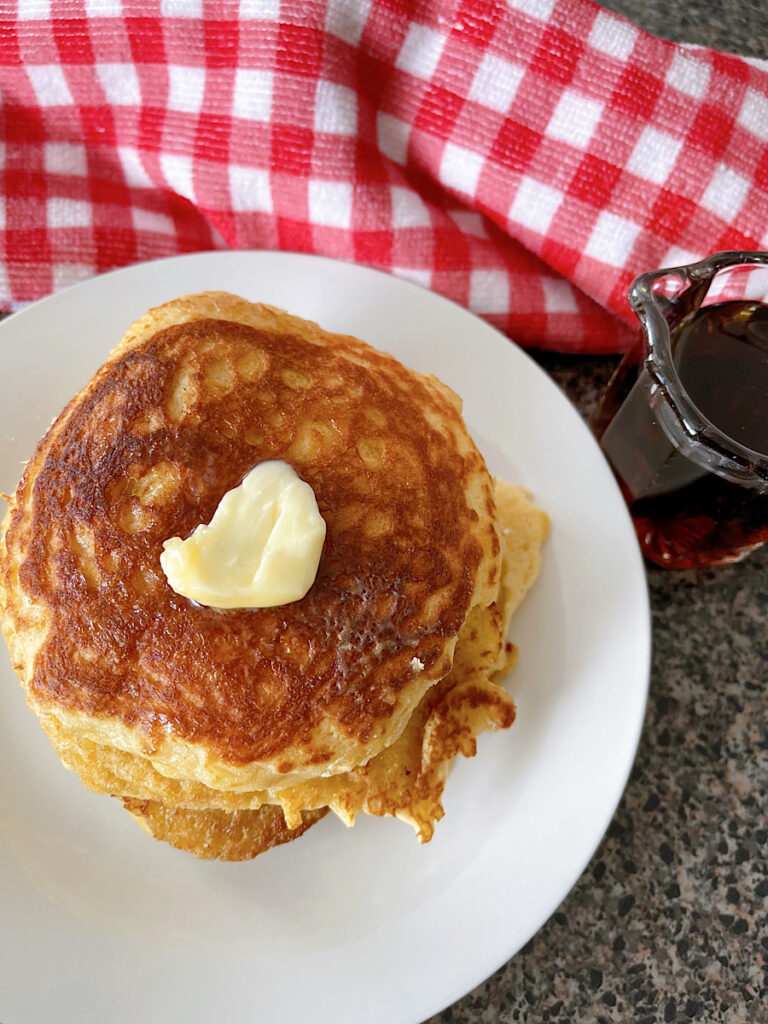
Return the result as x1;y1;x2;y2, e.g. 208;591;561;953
0;253;650;1024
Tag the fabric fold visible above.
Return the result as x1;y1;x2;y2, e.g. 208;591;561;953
1;0;767;351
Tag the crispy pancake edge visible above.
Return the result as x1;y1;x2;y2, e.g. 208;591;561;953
42;485;549;846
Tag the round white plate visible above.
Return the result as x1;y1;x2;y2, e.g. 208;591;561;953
0;252;650;1024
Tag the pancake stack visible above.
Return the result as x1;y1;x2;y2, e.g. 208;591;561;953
0;293;548;860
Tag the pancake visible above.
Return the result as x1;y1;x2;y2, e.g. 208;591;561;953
38;593;513;833
41;484;549;843
122;800;328;862
0;293;502;794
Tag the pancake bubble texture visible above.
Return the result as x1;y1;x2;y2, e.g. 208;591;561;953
0;293;548;860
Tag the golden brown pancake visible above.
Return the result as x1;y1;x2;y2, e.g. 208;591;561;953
40;483;549;845
123;799;328;862
0;293;502;794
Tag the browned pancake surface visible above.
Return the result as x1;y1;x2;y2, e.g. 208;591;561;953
123;799;328;861
40;482;549;847
3;296;497;772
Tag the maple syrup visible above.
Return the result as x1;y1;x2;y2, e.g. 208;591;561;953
596;301;768;569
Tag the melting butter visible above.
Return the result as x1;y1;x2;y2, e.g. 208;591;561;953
160;460;326;609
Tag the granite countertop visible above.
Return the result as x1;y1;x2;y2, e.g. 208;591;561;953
429;5;768;1023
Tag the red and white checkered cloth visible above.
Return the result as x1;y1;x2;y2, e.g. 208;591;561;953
2;0;768;352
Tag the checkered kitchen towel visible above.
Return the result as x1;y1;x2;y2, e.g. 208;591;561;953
2;0;768;352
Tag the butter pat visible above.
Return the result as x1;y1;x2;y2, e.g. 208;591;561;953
160;460;326;609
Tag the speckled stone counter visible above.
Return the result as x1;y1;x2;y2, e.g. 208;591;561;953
428;6;768;1020
427;353;767;1024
